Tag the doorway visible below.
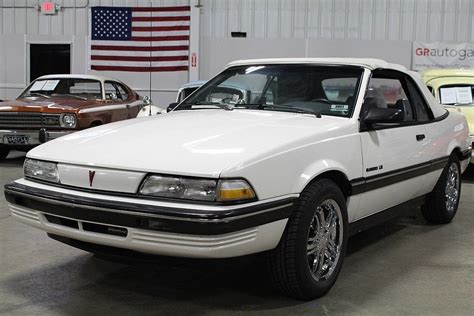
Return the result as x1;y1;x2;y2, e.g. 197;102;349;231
29;44;71;81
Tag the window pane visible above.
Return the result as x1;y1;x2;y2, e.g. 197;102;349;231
182;65;363;117
104;82;119;100
116;83;130;100
21;78;102;100
407;80;431;122
366;77;414;122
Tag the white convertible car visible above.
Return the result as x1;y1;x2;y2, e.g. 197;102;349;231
4;58;472;300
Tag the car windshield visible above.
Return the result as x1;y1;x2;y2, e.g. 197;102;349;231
178;65;363;117
439;85;474;105
20;78;102;100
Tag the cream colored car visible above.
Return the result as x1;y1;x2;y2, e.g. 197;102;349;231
422;69;474;163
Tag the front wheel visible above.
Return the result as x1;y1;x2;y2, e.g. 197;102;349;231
267;179;348;300
421;155;461;224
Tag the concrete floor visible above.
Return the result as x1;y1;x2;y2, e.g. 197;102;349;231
0;152;473;315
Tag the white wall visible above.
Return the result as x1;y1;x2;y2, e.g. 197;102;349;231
2;0;474;105
199;37;412;80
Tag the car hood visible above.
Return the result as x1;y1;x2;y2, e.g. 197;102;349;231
0;98;101;113
28;110;354;177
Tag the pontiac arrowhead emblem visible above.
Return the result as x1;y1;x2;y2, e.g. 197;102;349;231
89;170;96;187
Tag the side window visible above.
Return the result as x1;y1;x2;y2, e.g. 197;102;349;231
406;79;431;122
427;86;434;95
115;83;130;100
104;82;119;100
366;76;414;122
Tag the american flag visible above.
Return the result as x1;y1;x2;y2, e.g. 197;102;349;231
90;6;190;72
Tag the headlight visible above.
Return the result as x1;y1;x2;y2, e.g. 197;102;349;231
139;175;256;203
24;159;59;183
60;113;77;128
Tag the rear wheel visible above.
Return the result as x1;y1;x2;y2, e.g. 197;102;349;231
0;145;10;160
421;155;461;224
267;179;348;300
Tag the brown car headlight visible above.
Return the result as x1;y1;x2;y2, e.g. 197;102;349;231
60;113;77;128
24;159;59;183
139;175;256;203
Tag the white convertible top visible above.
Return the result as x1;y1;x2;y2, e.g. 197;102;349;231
226;58;447;118
227;58;408;72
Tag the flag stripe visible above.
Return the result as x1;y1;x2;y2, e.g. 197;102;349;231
132;25;189;32
132;11;189;17
91;50;188;57
92;60;188;67
91;65;189;72
132;16;190;22
91;55;188;62
132;22;190;28
91;45;188;51
131;35;189;42
132;6;190;12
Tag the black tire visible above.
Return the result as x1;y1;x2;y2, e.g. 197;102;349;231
267;179;348;300
421;155;461;224
0;145;10;160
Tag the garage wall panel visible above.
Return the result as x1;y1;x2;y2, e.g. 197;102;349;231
200;0;474;42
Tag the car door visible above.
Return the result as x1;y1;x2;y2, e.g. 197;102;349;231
103;81;130;121
114;82;141;118
355;69;431;220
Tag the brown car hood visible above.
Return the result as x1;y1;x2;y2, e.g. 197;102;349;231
0;98;103;113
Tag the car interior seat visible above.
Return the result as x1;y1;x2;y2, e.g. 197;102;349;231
394;99;413;121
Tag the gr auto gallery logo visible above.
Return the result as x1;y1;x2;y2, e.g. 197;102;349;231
415;47;474;60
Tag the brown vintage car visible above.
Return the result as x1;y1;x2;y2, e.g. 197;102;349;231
0;74;144;159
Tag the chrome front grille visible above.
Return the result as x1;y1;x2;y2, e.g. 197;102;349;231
0;112;60;128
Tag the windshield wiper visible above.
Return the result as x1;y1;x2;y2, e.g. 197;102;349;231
26;92;50;99
185;101;233;111
52;94;87;101
241;104;321;118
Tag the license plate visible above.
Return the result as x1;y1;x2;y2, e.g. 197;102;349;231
3;135;29;145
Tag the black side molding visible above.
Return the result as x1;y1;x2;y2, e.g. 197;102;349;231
350;156;449;195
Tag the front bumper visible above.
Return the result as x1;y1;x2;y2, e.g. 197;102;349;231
4;180;295;258
0;129;74;146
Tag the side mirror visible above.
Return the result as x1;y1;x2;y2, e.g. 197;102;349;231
364;108;403;125
363;107;404;127
143;95;152;105
361;97;404;130
167;102;179;112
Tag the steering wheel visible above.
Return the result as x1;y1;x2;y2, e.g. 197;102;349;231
311;98;331;104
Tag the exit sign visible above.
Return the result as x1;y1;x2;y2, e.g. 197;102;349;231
40;2;59;15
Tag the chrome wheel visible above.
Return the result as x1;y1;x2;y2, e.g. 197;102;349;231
445;162;460;213
306;199;343;281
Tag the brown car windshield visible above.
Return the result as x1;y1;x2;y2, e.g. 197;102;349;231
20;78;102;100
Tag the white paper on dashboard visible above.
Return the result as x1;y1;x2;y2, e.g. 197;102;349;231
456;87;473;104
29;80;46;91
42;80;60;91
440;87;457;104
